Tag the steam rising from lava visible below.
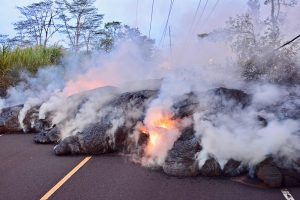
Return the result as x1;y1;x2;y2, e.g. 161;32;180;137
0;6;300;171
142;109;180;166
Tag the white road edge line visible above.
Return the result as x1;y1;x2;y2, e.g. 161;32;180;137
281;188;295;200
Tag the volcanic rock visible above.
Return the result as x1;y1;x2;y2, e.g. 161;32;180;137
34;126;60;144
163;126;201;177
296;159;300;167
0;88;6;97
0;104;23;134
262;90;300;120
256;159;283;188
172;93;199;118
0;104;52;135
256;115;268;127
280;168;300;187
54;135;84;155
2;86;300;189
201;158;222;177
211;87;251;110
256;156;300;188
54;90;158;155
223;159;246;177
22;106;53;133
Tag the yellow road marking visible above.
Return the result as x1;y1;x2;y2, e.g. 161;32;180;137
40;156;92;200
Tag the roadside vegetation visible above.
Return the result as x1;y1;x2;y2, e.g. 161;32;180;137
0;46;63;93
0;0;153;96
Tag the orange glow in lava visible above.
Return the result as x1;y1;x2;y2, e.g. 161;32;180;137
64;76;105;96
142;109;192;166
149;131;159;146
137;123;149;135
143;114;179;156
154;118;176;129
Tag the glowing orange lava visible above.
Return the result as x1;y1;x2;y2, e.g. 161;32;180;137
64;77;107;96
154;118;176;129
62;66;112;96
137;123;149;135
149;131;159;146
143;114;179;156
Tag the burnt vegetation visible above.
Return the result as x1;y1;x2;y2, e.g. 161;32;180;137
227;0;300;84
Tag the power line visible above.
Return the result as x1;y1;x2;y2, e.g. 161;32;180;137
160;0;175;45
183;0;203;48
169;25;172;54
275;34;300;51
148;0;155;38
190;0;202;33
202;0;220;27
192;0;208;35
191;0;220;38
159;0;175;46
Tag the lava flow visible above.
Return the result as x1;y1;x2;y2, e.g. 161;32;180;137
140;110;182;166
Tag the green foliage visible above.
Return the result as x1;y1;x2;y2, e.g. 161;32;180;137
98;22;155;58
0;46;63;92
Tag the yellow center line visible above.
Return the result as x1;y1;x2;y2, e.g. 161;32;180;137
40;156;92;200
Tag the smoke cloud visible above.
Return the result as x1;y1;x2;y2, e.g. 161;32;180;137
0;0;299;173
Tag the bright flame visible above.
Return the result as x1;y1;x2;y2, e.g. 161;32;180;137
149;131;160;146
154;118;176;129
142;110;182;166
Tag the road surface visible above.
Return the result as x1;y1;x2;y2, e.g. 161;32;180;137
0;134;299;200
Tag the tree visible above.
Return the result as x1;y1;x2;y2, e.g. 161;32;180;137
0;35;10;54
55;0;103;52
263;0;297;44
247;0;260;26
120;25;155;58
82;13;104;52
98;22;155;57
14;0;59;47
226;0;299;84
98;21;122;52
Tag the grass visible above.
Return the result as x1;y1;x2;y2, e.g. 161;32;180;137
0;46;63;93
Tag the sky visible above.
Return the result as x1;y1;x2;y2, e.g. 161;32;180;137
0;0;246;42
0;0;299;45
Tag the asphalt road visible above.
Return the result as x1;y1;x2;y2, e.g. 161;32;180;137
0;134;299;200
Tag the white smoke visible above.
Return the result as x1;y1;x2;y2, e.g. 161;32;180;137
59;88;118;139
0;0;299;172
0;99;4;113
194;103;300;168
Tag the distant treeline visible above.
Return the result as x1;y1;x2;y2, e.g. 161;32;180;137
0;0;155;94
